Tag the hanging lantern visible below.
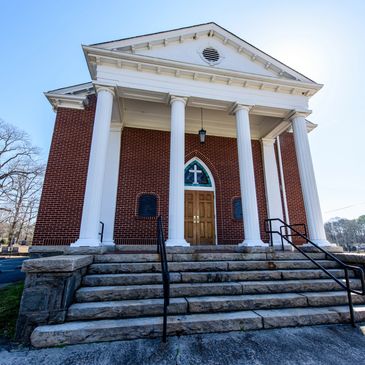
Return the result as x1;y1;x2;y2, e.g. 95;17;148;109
199;128;206;144
198;108;207;144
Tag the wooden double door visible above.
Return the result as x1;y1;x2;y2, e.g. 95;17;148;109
184;190;215;245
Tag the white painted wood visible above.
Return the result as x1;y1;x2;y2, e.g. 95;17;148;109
88;23;317;84
135;37;276;77
96;64;311;111
166;96;189;247
100;127;122;245
234;105;265;247
72;87;115;247
276;136;291;231
291;114;333;247
261;138;284;244
121;99;283;140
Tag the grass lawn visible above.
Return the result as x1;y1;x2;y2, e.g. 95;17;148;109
0;282;24;339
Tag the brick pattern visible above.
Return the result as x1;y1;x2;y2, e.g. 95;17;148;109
32;96;96;245
278;132;307;244
33;102;307;246
114;128;269;245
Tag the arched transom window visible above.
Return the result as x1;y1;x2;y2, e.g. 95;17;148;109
184;160;212;187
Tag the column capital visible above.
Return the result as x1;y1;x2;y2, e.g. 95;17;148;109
287;110;311;121
261;138;276;146
230;103;253;115
93;82;116;97
169;95;188;105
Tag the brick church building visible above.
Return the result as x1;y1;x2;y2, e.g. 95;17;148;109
33;22;331;248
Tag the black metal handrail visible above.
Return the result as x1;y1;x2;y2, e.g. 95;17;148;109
265;218;365;327
99;221;105;243
156;216;170;342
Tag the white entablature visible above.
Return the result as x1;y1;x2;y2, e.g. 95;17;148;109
80;22;322;113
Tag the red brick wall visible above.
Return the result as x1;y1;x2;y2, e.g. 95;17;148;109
278;132;307;243
32;96;96;245
114;127;269;245
33;105;307;246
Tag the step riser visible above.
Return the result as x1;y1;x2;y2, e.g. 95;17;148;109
75;280;361;302
82;269;351;287
30;306;365;348
88;261;340;274
68;293;365;321
93;252;327;263
67;299;188;321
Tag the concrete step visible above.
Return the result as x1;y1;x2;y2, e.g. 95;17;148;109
31;305;365;347
82;269;351;287
88;260;340;274
67;297;188;321
68;291;365;321
94;252;327;263
115;245;343;254
75;279;362;302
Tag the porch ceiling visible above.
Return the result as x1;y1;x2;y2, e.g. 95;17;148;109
112;97;285;139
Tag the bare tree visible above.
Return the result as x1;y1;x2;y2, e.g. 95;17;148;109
0;119;44;245
0;119;40;200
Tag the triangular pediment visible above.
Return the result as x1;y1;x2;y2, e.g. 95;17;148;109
90;23;316;84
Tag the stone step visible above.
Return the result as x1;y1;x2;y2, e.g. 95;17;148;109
94;252;327;263
31;305;365;347
75;279;361;302
115;244;343;254
88;260;340;274
67;297;188;321
68;291;365;321
82;269;351;287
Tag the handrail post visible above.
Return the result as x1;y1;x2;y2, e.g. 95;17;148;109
265;217;365;328
345;268;356;327
156;215;170;342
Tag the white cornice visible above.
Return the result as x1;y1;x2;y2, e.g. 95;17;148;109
83;46;322;97
89;22;317;84
44;93;89;111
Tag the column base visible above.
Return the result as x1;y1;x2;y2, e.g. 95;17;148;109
101;240;116;247
239;239;266;247
165;238;190;247
302;240;343;252
71;238;103;247
310;238;336;247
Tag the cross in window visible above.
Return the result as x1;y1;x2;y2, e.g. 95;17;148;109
189;164;202;185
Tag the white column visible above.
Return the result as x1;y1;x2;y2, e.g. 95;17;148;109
291;113;332;246
100;127;122;246
72;86;115;247
234;104;265;246
262;138;284;244
166;96;189;246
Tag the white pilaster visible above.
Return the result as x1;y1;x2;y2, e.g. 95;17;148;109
100;127;122;246
234;104;265;247
166;96;189;246
72;86;115;247
262;138;284;244
291;113;332;246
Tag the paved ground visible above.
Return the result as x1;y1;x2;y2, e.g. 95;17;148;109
1;324;365;365
0;258;27;287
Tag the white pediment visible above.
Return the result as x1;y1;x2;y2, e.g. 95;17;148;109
91;23;316;84
134;37;277;78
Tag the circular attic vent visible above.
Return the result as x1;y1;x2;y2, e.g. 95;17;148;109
202;47;220;64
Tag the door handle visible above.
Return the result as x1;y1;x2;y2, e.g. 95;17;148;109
197;215;200;224
193;215;197;224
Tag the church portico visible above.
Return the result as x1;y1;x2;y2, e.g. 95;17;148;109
35;23;330;249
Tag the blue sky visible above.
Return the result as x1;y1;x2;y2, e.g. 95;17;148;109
1;0;364;221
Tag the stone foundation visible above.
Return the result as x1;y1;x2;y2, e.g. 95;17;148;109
15;255;93;343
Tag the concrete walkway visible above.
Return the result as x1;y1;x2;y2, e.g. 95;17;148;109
1;324;365;365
